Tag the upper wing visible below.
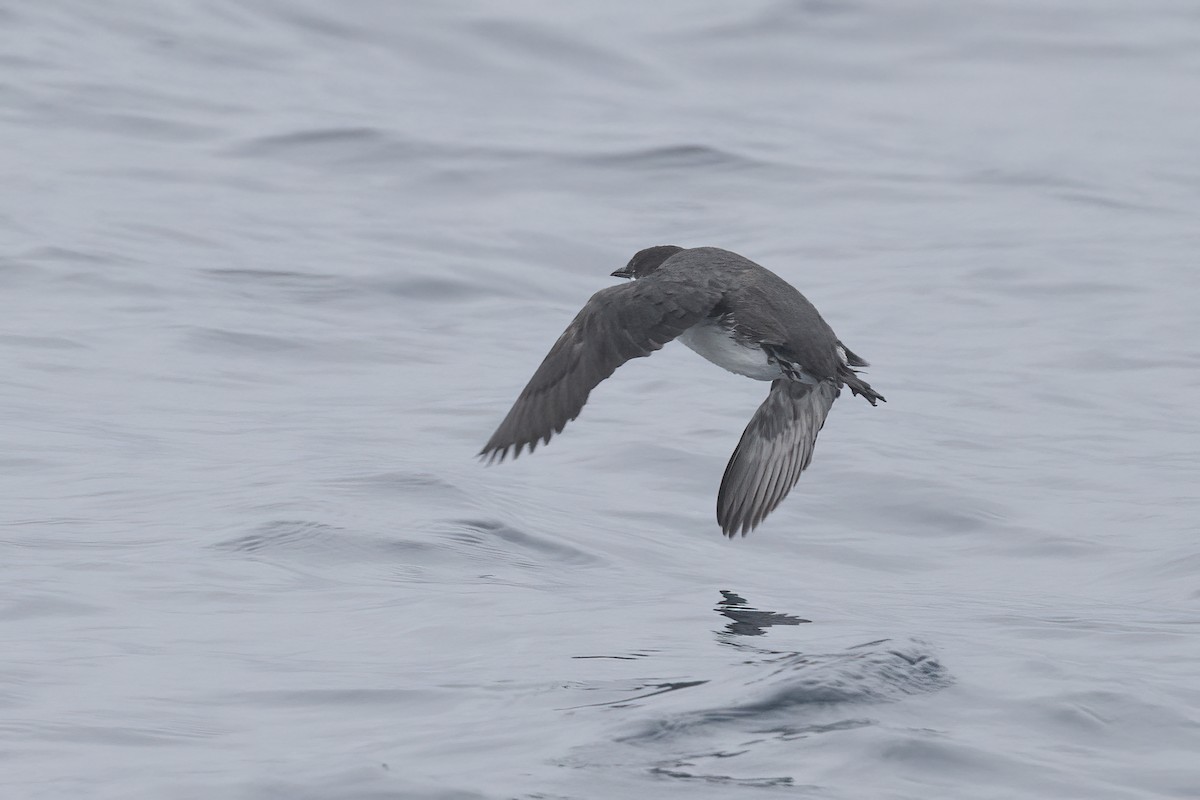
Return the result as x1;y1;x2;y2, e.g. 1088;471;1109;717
717;379;839;537
480;278;720;462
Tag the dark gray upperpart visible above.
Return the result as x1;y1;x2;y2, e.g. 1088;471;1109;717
480;245;885;537
655;246;846;380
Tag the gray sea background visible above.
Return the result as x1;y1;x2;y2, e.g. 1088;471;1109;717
3;1;1199;798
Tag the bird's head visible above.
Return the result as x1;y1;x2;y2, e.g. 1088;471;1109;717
611;245;684;280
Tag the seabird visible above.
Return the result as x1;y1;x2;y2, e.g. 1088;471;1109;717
479;246;885;537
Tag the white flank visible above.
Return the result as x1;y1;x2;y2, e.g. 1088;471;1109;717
678;321;783;381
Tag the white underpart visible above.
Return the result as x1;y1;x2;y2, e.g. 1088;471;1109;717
836;345;847;366
678;320;783;381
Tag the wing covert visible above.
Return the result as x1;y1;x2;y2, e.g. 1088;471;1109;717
481;278;719;462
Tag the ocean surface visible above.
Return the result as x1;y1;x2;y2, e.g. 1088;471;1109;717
3;1;1199;798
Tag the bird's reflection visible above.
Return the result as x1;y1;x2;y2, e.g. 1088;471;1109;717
716;590;810;637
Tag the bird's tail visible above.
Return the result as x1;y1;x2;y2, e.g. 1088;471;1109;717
839;342;871;368
837;343;885;406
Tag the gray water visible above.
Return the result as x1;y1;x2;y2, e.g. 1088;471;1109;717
3;1;1199;798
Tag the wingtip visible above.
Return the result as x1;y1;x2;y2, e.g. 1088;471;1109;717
480;436;552;464
478;443;514;464
719;516;756;539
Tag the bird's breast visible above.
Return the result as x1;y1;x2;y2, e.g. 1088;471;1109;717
677;320;783;381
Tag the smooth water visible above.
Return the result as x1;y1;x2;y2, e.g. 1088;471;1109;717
3;1;1199;798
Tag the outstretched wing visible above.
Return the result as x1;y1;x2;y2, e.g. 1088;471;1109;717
717;379;839;537
481;278;719;462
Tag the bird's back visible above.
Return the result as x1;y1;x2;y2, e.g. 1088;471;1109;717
656;248;842;379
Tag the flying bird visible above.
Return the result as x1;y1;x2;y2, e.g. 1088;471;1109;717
479;246;884;536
